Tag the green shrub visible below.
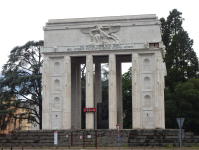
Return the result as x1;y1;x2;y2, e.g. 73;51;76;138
166;144;173;148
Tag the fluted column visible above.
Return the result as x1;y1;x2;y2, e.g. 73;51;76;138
62;56;71;129
94;63;102;129
86;55;94;129
109;54;117;129
132;53;141;129
42;56;50;129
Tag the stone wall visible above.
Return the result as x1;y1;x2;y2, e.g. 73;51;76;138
0;129;198;147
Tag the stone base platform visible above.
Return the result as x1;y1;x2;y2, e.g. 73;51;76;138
0;129;198;147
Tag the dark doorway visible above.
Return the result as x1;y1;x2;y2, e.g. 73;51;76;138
97;102;109;129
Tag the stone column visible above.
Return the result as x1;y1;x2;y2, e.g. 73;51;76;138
86;55;94;129
71;59;81;129
132;53;141;129
62;56;71;129
42;56;50;129
109;54;117;129
116;60;123;129
154;52;165;129
94;63;102;129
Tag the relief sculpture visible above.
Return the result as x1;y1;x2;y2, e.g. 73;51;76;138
81;25;120;44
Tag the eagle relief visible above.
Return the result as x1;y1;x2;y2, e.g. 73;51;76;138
81;25;120;44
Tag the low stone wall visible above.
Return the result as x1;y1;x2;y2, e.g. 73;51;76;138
0;129;198;147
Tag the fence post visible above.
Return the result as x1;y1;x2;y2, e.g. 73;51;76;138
95;131;97;149
83;132;85;148
71;131;73;147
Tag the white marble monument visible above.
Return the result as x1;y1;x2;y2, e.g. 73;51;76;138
40;14;166;130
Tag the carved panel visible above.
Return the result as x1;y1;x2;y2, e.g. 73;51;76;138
144;95;151;108
51;94;62;111
51;77;63;93
53;97;61;110
81;25;120;44
141;74;153;91
140;54;154;72
141;91;153;110
54;79;60;91
50;57;64;74
54;62;60;73
143;59;150;71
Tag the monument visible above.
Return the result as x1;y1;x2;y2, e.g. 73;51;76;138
40;14;167;130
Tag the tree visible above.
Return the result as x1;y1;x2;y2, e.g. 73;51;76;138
161;9;199;133
165;78;199;133
174;78;199;133
101;64;109;102
122;67;132;129
0;41;43;131
166;31;198;90
160;9;183;51
160;9;198;91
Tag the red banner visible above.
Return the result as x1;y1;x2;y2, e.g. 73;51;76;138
83;108;96;112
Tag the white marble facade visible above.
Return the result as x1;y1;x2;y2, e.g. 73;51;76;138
41;14;166;130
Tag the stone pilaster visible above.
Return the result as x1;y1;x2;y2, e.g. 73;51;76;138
86;55;94;129
94;63;102;129
109;54;117;129
116;60;123;129
42;56;50;129
62;56;71;129
154;52;165;129
132;53;141;129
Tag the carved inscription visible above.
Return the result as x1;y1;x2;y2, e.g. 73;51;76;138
42;43;153;53
66;44;134;51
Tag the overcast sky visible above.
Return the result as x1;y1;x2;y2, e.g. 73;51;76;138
0;0;198;74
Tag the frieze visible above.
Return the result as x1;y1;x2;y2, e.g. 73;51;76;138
41;43;150;53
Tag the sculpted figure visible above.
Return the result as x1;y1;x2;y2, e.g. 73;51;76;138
90;26;119;44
